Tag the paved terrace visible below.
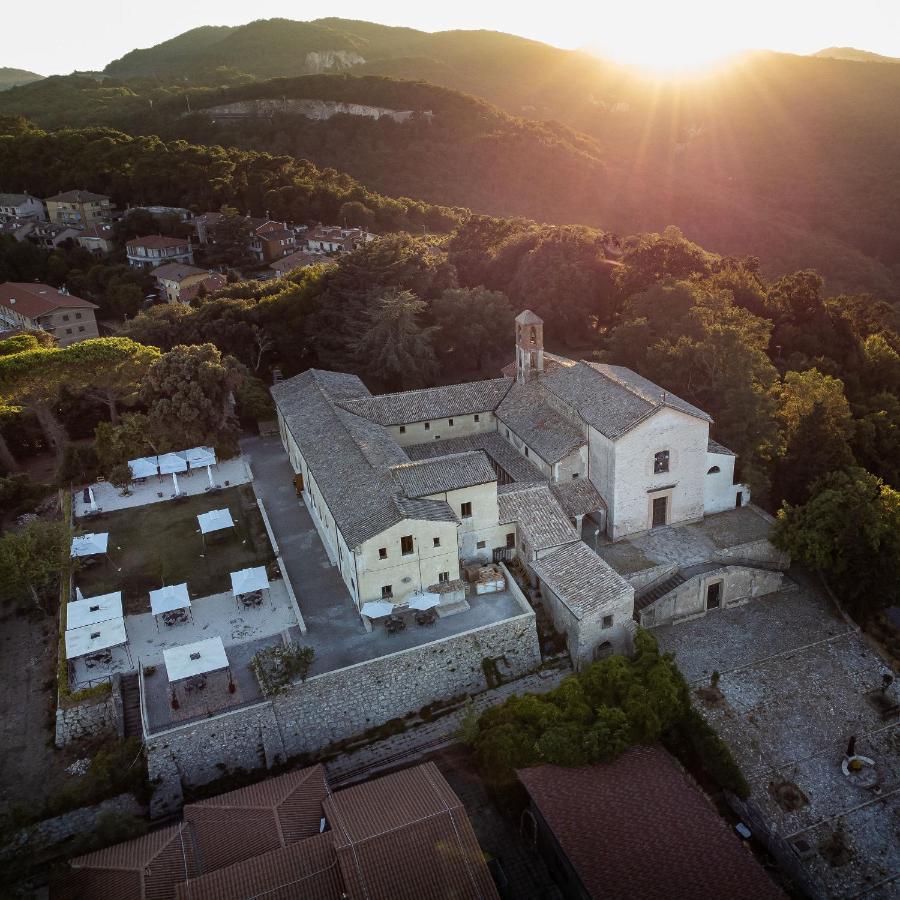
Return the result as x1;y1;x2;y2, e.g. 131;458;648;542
241;435;529;677
73;457;252;517
656;586;899;898
590;505;774;575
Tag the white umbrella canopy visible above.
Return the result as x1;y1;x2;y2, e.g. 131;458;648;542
197;508;235;534
149;583;191;616
361;600;394;618
71;532;109;558
230;566;269;596
408;593;442;611
128;457;158;479
157;453;188;475
182;446;216;469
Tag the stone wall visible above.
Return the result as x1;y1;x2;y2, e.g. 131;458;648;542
627;563;678;594
55;684;119;747
3;794;142;858
713;538;790;570
640;566;789;628
144;610;541;805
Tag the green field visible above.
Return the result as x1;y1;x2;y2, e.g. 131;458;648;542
74;486;275;614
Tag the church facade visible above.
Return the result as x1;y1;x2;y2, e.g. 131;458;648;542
271;310;749;666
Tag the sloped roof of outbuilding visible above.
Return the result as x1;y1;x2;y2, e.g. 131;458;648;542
498;482;579;551
391;450;496;498
496;380;585;463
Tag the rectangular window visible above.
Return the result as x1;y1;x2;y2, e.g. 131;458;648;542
381;585;393;599
506;428;510;438
433;537;440;548
448;418;454;426
654;450;670;474
401;535;414;555
438;571;449;583
379;547;387;560
75;312;82;320
424;422;430;431
460;502;472;518
572;473;580;479
476;540;486;549
399;426;406;434
65;328;73;334
78;326;85;332
524;447;529;457
602;615;614;629
506;532;515;549
62;314;70;321
474;414;480;422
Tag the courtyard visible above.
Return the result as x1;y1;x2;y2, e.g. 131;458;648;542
73;485;275;612
655;584;900;898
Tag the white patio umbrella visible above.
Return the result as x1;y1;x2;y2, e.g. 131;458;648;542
71;532;109;558
360;600;394;618
88;486;98;513
409;593;442;611
207;465;215;488
128;457;158;479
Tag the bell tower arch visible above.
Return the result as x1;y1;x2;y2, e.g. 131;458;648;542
515;309;544;384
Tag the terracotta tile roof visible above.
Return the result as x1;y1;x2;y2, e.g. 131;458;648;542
270;250;328;273
46;189;108;203
78;223;114;240
531;541;632;618
550;479;606;519
0;282;98;319
185;765;328;871
179;273;227;302
338;377;513;426
126;235;191;250
174;831;342;900
325;761;500;900
518;748;785;900
151;263;207;282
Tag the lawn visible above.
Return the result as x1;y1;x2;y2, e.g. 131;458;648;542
74;485;275;614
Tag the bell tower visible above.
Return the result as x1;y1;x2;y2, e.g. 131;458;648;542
515;309;544;384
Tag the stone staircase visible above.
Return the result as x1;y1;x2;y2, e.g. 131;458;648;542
634;571;686;615
120;673;143;740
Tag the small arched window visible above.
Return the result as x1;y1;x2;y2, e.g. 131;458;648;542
529;326;537;344
707;465;721;475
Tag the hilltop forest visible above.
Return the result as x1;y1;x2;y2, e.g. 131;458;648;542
1;18;899;298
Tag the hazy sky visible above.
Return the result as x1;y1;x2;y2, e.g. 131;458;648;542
8;0;900;75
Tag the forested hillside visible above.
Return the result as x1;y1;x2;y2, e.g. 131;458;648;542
2;18;900;297
0;68;43;91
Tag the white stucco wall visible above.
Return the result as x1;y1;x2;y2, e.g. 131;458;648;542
609;408;708;539
391;412;496;447
498;424;554;477
703;450;748;514
355;519;461;606
553;445;588;481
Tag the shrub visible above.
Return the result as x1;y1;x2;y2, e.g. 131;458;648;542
251;643;315;695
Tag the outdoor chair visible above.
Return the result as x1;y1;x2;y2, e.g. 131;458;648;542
415;610;437;627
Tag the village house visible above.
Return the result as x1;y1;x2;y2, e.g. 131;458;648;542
272;310;780;667
0;282;99;346
305;225;374;253
0;192;45;220
126;234;194;270
0;218;37;242
269;249;325;276
249;220;297;263
76;223;115;255
45;189;111;226
28;222;82;250
151;262;224;303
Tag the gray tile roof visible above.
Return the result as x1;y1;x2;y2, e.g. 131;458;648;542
394;496;459;524
550;479;607;519
337;378;512;426
151;262;207;282
272;370;417;548
541;361;711;440
531;542;633;618
0;193;33;207
495;381;585;463
405;432;546;485
391;451;496;498
498;483;579;552
707;438;736;456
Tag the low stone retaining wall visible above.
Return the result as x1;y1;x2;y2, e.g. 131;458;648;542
55;682;120;747
628;563;678;594
714;538;790;570
145;608;541;813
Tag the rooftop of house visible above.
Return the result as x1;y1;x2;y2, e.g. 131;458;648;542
0;282;97;319
78;223;114;240
270;249;328;271
498;482;580;551
46;189;108;203
531;540;633;618
496;379;586;463
151;262;207;282
391;450;496;498
518;748;784;900
179;273;228;302
127;234;190;250
0;192;37;206
550;478;606;519
337;377;513;426
708;437;736;456
58;762;498;900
